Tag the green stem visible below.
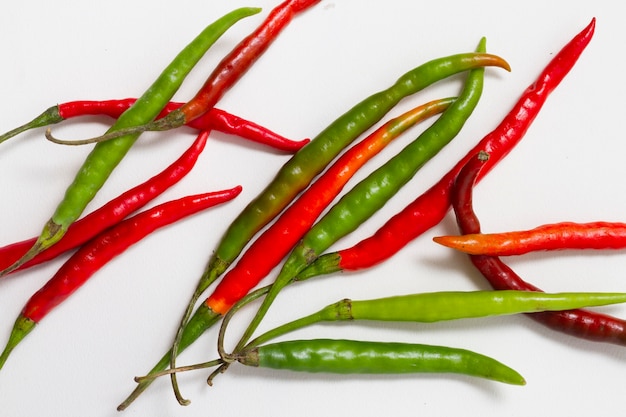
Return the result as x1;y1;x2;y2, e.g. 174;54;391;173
0;316;36;370
293;252;342;282
0;106;62;144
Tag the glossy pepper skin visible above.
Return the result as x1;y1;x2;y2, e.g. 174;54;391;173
237;339;526;386
295;17;597;281
451;152;626;345
0;8;259;276
433;221;626;256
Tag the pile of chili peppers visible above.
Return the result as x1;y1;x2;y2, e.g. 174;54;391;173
1;1;623;413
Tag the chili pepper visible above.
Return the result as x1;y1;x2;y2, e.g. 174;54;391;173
235;339;526;385
232;290;626;351
433;221;626;256
294;17;596;282
135;336;525;386
227;39;489;358
190;107;309;152
0;131;208;274
0;8;259;277
45;0;322;145
0;186;241;371
451;151;626;345
0;99;309;152
118;50;510;411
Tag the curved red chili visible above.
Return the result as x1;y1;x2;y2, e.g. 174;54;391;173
451;151;626;345
433;221;626;256
0;186;242;370
0;131;209;274
68;100;311;152
0;99;308;152
296;18;596;280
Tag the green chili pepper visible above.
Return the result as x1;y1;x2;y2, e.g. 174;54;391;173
230;38;491;354
1;7;260;275
237;290;626;349
236;339;526;385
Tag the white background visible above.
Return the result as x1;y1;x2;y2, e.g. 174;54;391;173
1;1;626;416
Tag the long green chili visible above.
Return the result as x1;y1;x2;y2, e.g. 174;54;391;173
139;338;526;386
237;339;526;385
238;339;526;385
237;290;626;350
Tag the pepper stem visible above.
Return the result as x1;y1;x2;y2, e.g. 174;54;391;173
45;108;187;146
293;252;342;282
0;316;36;371
133;358;224;383
0;105;63;145
117;303;220;411
0;219;63;277
167;256;230;403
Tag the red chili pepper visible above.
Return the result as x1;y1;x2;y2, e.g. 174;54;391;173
0;186;242;370
0;99;308;152
66;100;310;152
0;131;209;274
450;151;626;345
433;222;626;256
296;18;596;280
47;0;321;145
189;107;309;152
